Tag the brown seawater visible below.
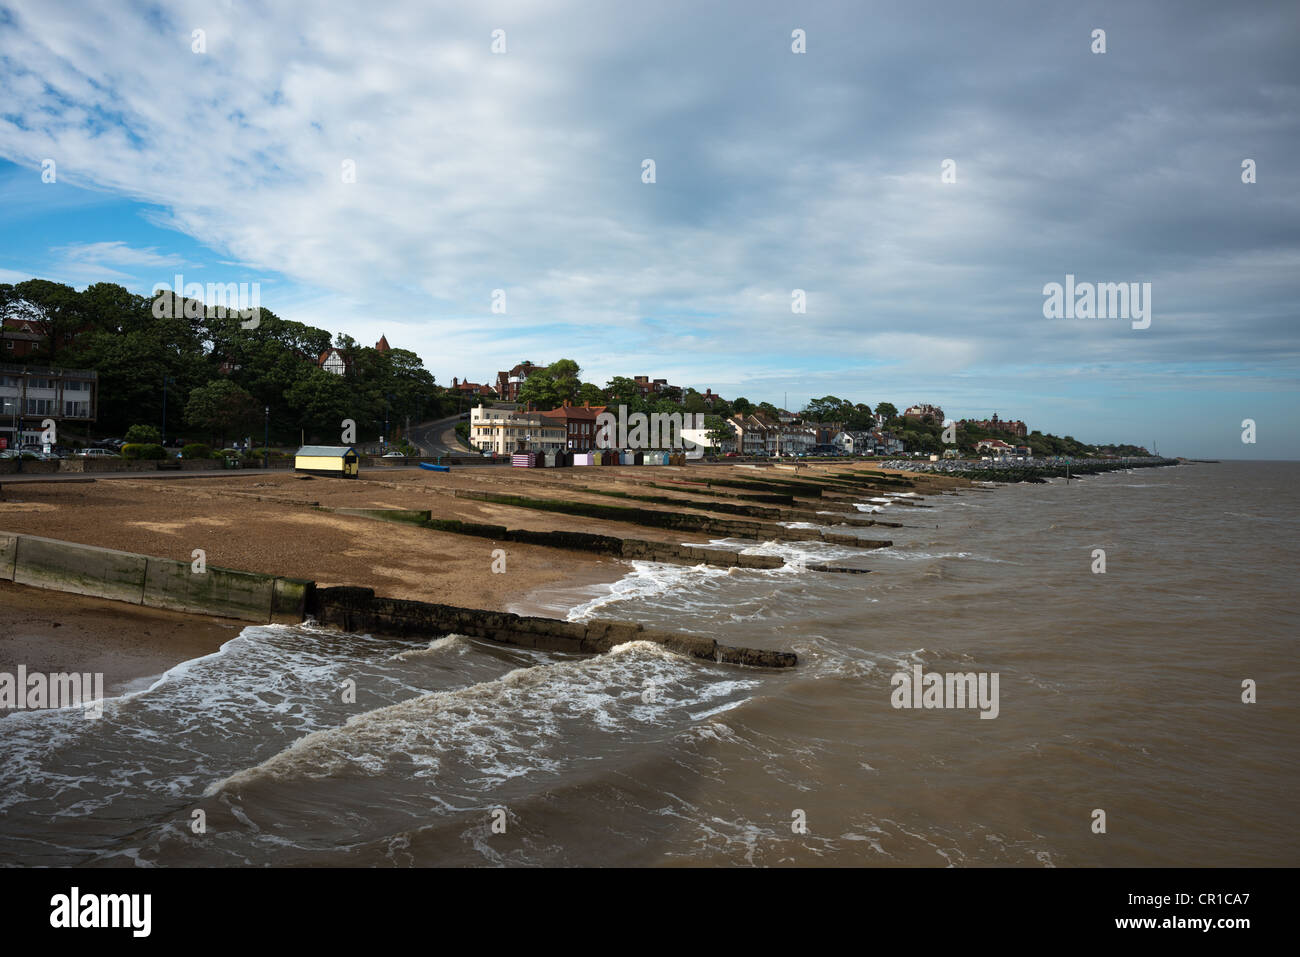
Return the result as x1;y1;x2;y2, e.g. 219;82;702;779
1;461;1295;866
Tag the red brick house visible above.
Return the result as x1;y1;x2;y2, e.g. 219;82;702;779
539;401;608;451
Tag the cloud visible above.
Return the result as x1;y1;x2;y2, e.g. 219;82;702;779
0;0;1296;455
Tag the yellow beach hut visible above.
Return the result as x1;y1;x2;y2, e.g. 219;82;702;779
294;445;360;478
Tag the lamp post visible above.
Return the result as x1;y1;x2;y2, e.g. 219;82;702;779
263;406;269;470
15;371;29;473
161;375;173;446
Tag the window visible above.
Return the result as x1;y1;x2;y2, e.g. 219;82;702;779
25;398;53;415
64;401;89;418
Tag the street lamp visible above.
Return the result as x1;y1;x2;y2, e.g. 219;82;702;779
263;406;269;470
15;371;29;473
161;375;174;446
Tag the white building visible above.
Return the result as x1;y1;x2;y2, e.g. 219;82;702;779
470;404;565;454
0;364;98;449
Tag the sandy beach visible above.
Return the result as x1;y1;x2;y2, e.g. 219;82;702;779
0;461;954;688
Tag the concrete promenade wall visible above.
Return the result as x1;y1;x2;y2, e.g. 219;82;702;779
0;531;310;623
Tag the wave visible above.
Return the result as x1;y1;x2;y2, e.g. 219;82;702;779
206;640;759;798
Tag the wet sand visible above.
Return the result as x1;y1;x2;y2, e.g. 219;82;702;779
0;581;242;699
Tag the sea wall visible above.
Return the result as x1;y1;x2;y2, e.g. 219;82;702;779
0;531;310;623
0;530;796;668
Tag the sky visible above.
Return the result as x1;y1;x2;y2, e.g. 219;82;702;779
0;0;1296;459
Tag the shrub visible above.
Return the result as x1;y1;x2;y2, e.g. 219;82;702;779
181;443;212;459
121;443;167;460
124;424;162;444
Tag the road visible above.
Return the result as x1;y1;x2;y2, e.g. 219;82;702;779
405;414;474;456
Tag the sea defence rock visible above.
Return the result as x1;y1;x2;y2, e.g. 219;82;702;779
308;585;797;668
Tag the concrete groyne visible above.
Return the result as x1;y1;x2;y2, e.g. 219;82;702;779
310;586;796;668
0;531;311;623
0;530;797;668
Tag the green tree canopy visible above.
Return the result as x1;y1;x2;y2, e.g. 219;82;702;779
185;379;262;447
517;358;582;410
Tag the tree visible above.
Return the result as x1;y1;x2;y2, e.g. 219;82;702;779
802;395;853;422
124;424;161;444
681;389;710;414
185;379;261;448
730;396;754;415
704;414;733;450
603;376;643;412
577;382;607;406
285;369;354;443
2;279;87;363
518;358;582;410
874;402;898;423
845;403;876;431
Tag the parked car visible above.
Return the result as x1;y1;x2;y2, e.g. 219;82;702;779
78;448;119;458
381;451;405;458
20;445;63;460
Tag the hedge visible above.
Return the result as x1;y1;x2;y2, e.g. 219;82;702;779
121;443;168;460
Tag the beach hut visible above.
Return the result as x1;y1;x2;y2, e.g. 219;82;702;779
542;451;558;468
294;445;360;478
572;452;592;466
511;452;536;468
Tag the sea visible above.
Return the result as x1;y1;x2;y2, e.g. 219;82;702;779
1;460;1296;866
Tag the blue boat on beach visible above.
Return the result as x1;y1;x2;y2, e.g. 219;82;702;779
419;462;450;472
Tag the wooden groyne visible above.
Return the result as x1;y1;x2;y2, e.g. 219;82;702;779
330;508;875;573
